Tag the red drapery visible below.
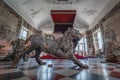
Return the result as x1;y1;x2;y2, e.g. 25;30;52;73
51;10;76;33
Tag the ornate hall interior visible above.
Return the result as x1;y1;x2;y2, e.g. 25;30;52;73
0;0;120;80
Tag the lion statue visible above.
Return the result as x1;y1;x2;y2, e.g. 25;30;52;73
11;28;88;68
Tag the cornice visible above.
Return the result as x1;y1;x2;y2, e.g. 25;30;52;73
89;0;120;29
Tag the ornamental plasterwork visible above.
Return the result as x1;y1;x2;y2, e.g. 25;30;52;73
20;0;43;18
82;8;98;16
30;8;43;17
47;0;89;4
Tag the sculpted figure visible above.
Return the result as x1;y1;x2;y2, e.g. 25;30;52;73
11;28;88;68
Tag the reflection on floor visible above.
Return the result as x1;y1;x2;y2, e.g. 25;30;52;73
0;58;120;80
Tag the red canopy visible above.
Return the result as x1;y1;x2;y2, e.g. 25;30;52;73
51;10;76;23
51;10;76;33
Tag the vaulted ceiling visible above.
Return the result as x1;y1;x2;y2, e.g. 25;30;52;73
4;0;120;33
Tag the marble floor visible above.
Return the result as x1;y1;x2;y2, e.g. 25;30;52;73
0;58;120;80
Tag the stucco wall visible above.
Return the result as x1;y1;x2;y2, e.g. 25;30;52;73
102;11;120;43
0;6;18;30
0;2;37;58
0;5;19;42
86;2;120;56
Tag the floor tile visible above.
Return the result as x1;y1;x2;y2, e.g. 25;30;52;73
109;71;120;78
0;68;20;74
23;69;38;76
54;69;79;76
59;77;75;80
70;70;106;80
29;75;37;80
112;68;120;72
12;77;31;80
20;65;39;71
0;58;119;80
106;77;120;80
29;72;65;80
0;71;26;80
48;73;65;80
88;68;110;77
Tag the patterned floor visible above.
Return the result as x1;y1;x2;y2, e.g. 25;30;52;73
0;58;120;80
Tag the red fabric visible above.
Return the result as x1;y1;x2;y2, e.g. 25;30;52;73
40;54;86;59
51;14;75;23
51;10;76;33
51;10;76;23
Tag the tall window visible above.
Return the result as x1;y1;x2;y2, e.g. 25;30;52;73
19;27;28;40
93;28;103;53
97;31;103;49
75;36;88;56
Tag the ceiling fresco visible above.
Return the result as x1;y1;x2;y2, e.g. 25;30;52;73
3;0;119;32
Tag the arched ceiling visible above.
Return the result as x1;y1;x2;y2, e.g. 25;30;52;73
4;0;120;32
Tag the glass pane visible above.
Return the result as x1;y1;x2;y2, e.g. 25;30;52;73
19;28;27;40
22;30;27;38
97;31;103;49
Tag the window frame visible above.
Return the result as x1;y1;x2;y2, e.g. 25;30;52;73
19;26;28;40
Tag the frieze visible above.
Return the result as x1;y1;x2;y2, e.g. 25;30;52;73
100;2;120;23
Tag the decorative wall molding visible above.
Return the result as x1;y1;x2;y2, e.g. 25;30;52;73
100;2;120;23
89;0;120;29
